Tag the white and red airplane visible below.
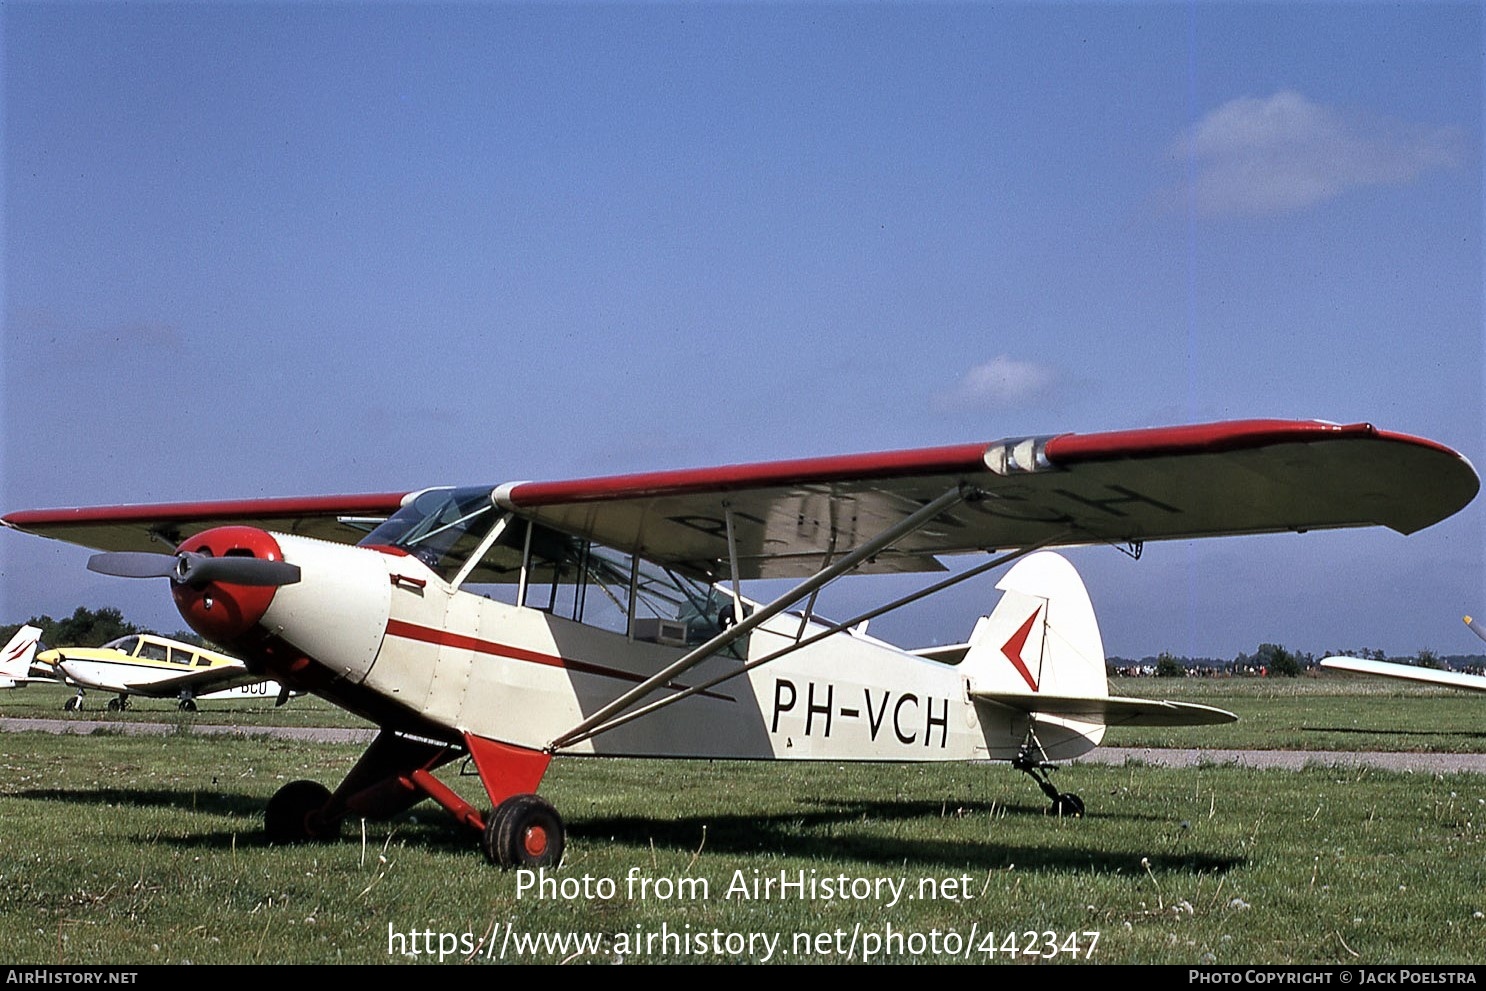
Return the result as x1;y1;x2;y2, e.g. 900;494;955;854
1;419;1477;867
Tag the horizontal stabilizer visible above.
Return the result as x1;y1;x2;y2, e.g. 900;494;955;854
910;642;970;664
971;690;1238;727
1320;656;1486;694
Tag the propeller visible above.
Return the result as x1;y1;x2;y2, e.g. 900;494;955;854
88;550;301;587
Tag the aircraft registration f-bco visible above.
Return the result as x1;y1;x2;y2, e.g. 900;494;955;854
2;419;1477;867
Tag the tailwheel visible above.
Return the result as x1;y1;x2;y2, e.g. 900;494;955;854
1012;745;1085;819
265;780;341;843
482;794;565;869
1051;793;1085;818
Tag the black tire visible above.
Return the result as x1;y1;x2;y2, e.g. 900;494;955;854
1051;793;1085;818
265;780;340;843
178;699;197;712
482;794;565;868
63;696;80;712
106;697;121;712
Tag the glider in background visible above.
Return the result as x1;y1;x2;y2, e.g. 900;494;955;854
1321;616;1486;693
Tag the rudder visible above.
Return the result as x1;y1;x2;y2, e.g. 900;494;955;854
962;552;1109;760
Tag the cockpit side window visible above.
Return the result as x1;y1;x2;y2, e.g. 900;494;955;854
106;635;139;655
464;526;746;655
365;491;747;654
360;487;500;579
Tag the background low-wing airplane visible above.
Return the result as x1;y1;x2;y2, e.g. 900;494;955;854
34;632;297;712
1321;616;1486;692
2;419;1477;868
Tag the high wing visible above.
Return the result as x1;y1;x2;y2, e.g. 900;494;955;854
1319;656;1486;694
3;420;1476;578
492;419;1477;578
1;492;412;554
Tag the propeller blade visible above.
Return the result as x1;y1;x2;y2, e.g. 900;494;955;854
1465;615;1486;645
178;554;301;587
87;550;300;587
88;552;182;579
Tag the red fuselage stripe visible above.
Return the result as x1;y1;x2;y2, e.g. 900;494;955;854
382;619;734;702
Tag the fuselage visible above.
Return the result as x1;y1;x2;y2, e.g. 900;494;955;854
246;532;1003;761
40;634;243;695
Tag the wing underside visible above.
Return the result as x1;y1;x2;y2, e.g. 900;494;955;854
2;492;411;554
494;420;1478;578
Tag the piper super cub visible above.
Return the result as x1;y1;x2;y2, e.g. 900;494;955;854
2;419;1477;867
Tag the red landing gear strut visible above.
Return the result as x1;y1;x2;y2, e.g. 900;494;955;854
263;729;564;868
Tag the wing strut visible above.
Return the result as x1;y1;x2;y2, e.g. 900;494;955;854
551;530;1074;750
795;529;839;642
548;485;973;751
723;503;747;626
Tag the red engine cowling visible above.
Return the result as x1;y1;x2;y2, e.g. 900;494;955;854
171;526;287;643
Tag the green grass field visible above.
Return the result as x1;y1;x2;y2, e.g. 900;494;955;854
2;673;1484;965
9;671;1486;752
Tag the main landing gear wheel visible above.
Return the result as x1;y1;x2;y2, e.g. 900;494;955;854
482;794;565;869
106;697;130;712
265;780;341;843
177;699;197;712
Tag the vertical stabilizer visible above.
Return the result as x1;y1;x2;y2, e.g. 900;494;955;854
962;552;1108;760
0;625;43;688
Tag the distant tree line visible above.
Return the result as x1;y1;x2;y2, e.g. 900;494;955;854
5;607;1477;680
0;606;205;651
1111;644;1485;678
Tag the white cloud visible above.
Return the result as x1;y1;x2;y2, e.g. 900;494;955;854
934;355;1057;411
1169;91;1463;216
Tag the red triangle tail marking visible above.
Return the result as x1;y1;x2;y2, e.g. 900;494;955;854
1001;606;1042;692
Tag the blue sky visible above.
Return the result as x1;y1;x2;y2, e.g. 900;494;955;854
2;2;1481;660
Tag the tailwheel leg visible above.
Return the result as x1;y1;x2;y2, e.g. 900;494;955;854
482;794;565;869
1012;745;1084;818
